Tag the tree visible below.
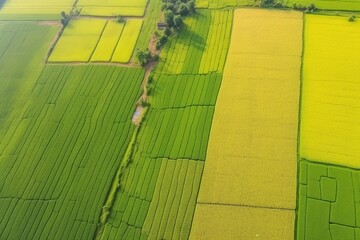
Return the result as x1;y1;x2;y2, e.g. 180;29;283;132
117;16;125;23
164;10;175;27
136;50;151;66
178;3;189;16
348;15;356;22
162;2;175;11
187;0;196;13
164;27;172;36
60;11;69;26
173;15;183;29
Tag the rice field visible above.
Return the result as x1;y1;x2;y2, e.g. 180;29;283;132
0;0;74;20
90;21;125;62
296;160;360;240
0;63;144;239
158;10;232;74
95;71;224;239
196;0;254;8
0;17;148;240
48;19;107;62
286;0;360;11
300;15;360;168
76;0;147;16
191;8;303;238
2;1;360;239
49;19;142;63
112;19;143;63
0;22;57;141
135;0;162;50
190;204;295;240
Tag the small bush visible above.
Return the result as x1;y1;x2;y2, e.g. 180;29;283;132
348;15;356;22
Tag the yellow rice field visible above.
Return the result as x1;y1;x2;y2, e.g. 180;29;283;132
48;19;106;62
190;204;295;240
76;0;147;16
112;19;143;63
300;15;360;168
191;9;302;238
0;0;73;18
91;21;125;62
197;8;302;208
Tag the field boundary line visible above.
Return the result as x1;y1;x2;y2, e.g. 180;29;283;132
197;201;295;212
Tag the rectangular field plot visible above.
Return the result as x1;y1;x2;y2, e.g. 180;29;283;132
90;21;125;62
190;204;295;240
0;0;74;20
49;18;141;63
286;0;360;11
0;22;57;144
192;9;302;239
48;18;106;62
195;0;255;8
296;160;360;240
150;73;222;109
197;8;302;209
76;0;147;16
300;15;360;168
158;10;233;74
111;19;143;63
0;65;144;239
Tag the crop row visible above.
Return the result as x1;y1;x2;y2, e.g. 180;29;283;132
0;65;144;239
158;10;233;75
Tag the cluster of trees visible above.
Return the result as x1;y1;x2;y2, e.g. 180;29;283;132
256;0;317;12
135;49;159;67
156;0;196;49
292;3;317;12
136;0;196;66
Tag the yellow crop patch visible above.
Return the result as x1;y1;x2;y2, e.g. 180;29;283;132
76;0;147;16
190;204;295;240
91;21;125;62
48;19;106;62
197;8;302;209
300;15;360;168
191;9;302;238
48;18;141;63
112;19;143;63
0;0;73;19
